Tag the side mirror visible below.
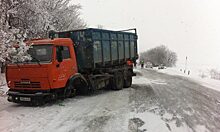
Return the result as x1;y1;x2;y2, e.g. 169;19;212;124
57;46;63;62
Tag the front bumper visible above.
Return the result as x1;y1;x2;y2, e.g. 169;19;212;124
7;91;51;104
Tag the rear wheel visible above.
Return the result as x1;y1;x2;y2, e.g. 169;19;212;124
124;70;132;88
111;72;124;90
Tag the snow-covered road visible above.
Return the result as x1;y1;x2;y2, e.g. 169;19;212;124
0;68;220;132
0;89;130;132
134;69;220;132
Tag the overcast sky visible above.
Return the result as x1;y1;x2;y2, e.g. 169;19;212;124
73;0;220;68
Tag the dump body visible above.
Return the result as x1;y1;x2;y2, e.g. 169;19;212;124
49;28;138;72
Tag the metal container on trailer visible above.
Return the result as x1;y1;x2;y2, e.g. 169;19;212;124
49;28;138;72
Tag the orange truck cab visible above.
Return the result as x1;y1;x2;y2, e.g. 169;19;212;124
6;28;138;104
7;38;78;104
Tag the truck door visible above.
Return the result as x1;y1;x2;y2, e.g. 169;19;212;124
53;46;75;88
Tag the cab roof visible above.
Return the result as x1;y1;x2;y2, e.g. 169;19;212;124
26;38;73;45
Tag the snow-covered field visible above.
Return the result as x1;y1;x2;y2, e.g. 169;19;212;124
1;67;220;132
156;67;220;92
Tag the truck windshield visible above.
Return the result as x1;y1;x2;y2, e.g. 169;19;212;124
28;45;53;63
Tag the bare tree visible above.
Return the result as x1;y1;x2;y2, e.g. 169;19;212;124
37;0;86;36
0;0;86;71
210;69;220;80
0;0;31;64
12;0;86;39
140;45;177;67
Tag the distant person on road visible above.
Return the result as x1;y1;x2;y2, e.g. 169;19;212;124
134;61;137;68
188;70;190;75
140;60;144;69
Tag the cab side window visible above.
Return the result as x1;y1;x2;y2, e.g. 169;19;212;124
62;46;71;59
56;46;71;60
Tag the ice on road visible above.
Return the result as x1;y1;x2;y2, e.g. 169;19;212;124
1;68;220;132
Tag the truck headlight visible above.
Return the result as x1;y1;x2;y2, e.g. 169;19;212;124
8;96;13;101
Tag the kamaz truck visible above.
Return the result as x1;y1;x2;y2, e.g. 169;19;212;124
6;28;138;105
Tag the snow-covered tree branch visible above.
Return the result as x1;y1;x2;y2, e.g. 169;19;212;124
0;0;86;69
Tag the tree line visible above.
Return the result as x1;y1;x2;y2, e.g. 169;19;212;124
0;0;86;72
140;45;177;67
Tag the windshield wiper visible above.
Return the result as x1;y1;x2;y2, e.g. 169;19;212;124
31;57;41;66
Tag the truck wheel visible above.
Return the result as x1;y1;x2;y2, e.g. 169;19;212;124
77;79;89;95
112;72;123;90
124;70;132;88
65;82;76;98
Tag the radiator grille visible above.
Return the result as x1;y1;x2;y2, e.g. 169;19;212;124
14;81;41;88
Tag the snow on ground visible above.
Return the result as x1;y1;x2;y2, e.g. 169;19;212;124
0;89;130;132
130;112;192;132
155;67;220;92
129;71;194;132
0;73;8;96
0;68;219;132
132;67;220;132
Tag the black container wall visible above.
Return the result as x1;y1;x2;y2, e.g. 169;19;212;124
49;28;138;72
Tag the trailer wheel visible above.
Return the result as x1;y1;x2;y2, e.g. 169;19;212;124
124;70;132;88
112;72;123;90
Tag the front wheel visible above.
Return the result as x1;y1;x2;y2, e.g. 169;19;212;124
65;82;76;98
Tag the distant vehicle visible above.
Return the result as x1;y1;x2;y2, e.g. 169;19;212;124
6;28;138;105
145;62;153;68
158;64;165;69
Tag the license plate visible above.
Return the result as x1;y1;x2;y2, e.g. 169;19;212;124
20;97;31;102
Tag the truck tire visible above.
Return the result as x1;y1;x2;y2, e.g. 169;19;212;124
124;70;132;88
111;72;123;90
64;81;76;98
77;79;89;95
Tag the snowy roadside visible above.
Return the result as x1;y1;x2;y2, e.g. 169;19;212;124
0;68;216;132
0;73;9;116
0;73;8;96
155;67;220;92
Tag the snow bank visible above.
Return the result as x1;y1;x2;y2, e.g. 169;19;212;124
0;74;8;95
157;67;220;92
